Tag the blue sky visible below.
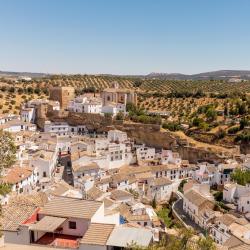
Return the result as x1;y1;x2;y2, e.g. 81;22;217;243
0;0;249;75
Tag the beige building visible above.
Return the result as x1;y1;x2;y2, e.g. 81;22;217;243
49;86;75;109
101;82;137;107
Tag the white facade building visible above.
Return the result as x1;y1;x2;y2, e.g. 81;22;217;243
1;166;38;195
101;103;126;116
0;119;36;132
20;107;36;123
68;96;102;114
44;121;70;136
107;130;128;143
136;145;155;162
29;150;58;180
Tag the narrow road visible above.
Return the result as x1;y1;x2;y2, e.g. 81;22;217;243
59;153;74;186
173;192;206;235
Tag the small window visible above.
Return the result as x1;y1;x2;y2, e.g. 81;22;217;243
69;221;76;229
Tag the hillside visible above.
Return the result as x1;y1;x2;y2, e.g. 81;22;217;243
1;69;250;81
145;70;250;80
0;73;250;115
0;71;49;78
1;74;249;94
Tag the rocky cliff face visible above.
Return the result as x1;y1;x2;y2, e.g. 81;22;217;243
112;123;176;149
41;108;238;163
112;123;238;163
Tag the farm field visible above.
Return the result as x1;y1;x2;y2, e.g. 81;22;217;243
0;74;249;115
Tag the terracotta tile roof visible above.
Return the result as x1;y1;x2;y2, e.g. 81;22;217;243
216;214;237;227
80;223;115;245
73;162;99;172
39;196;101;219
224;235;245;249
104;197;116;208
1;166;33;185
184;189;213;208
116;203;131;217
95;176;112;185
111;173;130;183
30;216;66;233
128;176;137;184
110;189;133;200
9;192;48;207
32;150;54;161
154;177;172;186
150;164;180;172
71;151;96;161
0;204;37;231
87;186;105;200
1;192;48;231
0;119;34;129
46;181;72;197
119;165;151;175
229;243;250;250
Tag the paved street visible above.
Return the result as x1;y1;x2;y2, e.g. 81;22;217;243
59;154;74;186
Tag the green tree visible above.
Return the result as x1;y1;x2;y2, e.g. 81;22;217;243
205;107;217;121
231;169;250;186
197;236;216;250
133;80;143;88
178;179;187;193
0;183;11;196
192;117;204;127
116;111;124;121
240;117;249;130
0;130;16;171
157;207;172;227
126;102;137;113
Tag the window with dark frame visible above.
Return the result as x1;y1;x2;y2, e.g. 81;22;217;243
68;221;76;229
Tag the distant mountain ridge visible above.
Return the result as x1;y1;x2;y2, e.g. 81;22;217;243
145;70;250;80
0;71;49;78
0;69;250;80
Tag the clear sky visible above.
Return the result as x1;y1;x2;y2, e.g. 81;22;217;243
0;0;250;75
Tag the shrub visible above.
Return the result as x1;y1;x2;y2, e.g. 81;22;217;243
228;126;240;134
8;87;15;93
235;132;250;143
192;117;204;127
213;191;223;202
162;122;181;132
18;88;24;94
215;129;226;139
34;88;41;95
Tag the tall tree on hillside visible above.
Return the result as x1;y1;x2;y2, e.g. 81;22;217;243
0;130;16;171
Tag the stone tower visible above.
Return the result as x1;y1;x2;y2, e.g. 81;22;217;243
49;86;75;109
